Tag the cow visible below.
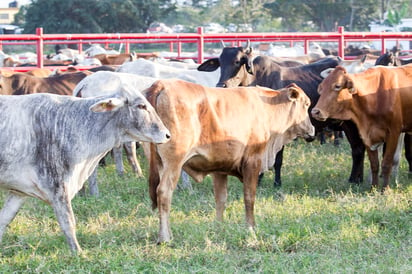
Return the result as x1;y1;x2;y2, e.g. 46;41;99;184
0;68;53;77
373;51;412;178
311;65;412;191
0;89;171;253
92;53;137;65
73;71;158;196
0;71;92;95
144;79;315;243
375;51;412;67
116;58;221;88
198;49;366;187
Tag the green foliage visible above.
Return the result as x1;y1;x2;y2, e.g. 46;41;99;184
22;0;177;34
0;139;411;272
264;0;379;31
384;2;408;29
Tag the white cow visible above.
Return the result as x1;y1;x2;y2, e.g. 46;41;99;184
73;71;158;196
0;90;170;253
116;58;220;87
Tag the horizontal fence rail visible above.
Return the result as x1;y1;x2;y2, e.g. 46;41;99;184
0;26;412;71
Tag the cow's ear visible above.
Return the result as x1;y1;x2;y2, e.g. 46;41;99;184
197;58;220;72
287;85;301;101
346;79;357;94
90;97;125;112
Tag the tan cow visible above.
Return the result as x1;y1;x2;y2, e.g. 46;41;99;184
311;65;412;191
0;68;52;77
93;53;136;65
145;79;315;243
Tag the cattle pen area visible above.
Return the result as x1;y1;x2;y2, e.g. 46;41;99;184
1;26;412;71
0;27;411;273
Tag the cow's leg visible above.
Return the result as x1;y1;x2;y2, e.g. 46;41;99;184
112;145;124;176
157;168;181;244
88;168;99;197
366;148;380;189
124;142;143;177
380;135;400;192
179;171;193;191
333;131;341;146
318;131;326;145
390;133;404;185
212;173;228;222
51;187;81;253
273;147;283;187
404;133;412;173
342;121;365;183
243;163;260;230
0;192;26;242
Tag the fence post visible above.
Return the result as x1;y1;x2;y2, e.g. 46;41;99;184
338;26;345;59
36;28;44;68
177;41;182;59
197;27;204;64
125;40;130;53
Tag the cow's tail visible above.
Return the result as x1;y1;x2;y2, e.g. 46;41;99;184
145;81;163;210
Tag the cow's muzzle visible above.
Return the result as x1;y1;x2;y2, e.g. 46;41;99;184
311;108;327;121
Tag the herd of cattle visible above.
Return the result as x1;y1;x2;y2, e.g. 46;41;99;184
0;42;411;253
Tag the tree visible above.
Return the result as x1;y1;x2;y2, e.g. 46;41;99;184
264;0;380;31
383;2;408;31
21;0;176;34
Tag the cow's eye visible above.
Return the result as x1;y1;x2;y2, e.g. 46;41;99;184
137;104;147;110
234;60;240;66
334;84;342;91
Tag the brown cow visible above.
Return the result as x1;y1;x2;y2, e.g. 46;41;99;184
93;53;137;65
311;65;412;191
0;68;52;77
145;79;315;243
0;71;92;95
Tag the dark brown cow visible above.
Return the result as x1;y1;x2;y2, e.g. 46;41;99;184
93;53;136;65
145;79;315;243
0;71;92;95
311;65;412;191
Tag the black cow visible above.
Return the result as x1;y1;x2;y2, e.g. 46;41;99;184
198;46;366;187
375;51;412;67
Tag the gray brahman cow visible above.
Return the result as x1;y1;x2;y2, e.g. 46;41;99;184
0;88;170;253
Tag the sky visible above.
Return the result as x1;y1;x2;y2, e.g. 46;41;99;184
0;0;31;8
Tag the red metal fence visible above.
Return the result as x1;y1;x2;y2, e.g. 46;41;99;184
1;26;412;70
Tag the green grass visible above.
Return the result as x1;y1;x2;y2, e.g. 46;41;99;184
0;138;411;273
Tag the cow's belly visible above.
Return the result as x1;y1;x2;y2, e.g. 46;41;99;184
183;152;243;182
0;167;49;202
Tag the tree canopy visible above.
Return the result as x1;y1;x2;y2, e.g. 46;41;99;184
19;0;177;34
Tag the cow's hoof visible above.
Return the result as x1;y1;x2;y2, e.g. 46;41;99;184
348;178;362;184
273;181;281;188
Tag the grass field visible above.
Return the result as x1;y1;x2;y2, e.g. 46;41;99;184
0;137;411;273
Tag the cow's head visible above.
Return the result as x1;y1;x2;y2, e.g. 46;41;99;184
197;40;254;88
89;85;171;144
283;83;315;140
311;66;355;121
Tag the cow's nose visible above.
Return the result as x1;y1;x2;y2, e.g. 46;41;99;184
216;83;226;88
311;108;320;117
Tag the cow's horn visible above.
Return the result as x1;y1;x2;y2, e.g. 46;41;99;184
221;40;226;48
320;68;335;78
